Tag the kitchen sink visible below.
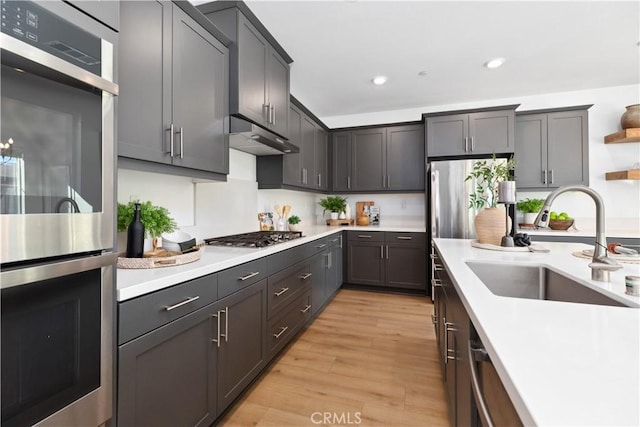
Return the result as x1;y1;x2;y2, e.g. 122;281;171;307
465;262;633;308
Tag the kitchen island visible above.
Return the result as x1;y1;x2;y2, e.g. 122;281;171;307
434;238;640;426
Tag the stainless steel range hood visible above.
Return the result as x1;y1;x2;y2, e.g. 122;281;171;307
229;116;299;155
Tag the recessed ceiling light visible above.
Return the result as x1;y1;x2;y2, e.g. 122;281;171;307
484;58;505;69
372;76;387;85
417;70;428;77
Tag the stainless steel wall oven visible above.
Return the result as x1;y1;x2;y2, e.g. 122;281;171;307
1;1;118;426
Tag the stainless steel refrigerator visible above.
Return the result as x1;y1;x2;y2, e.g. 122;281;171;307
427;157;512;295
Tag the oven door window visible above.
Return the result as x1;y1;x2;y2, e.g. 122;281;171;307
0;60;102;215
1;269;101;427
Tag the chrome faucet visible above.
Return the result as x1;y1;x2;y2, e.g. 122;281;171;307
533;185;622;282
55;197;80;213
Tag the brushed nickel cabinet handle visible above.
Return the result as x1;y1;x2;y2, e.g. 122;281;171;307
397;236;412;240
274;287;289;297
164;296;200;311
434;263;443;271
220;307;229;342
358;235;372;238
431;314;437;325
180;127;184;159
380;245;384;259
238;271;260;281
432;278;443;287
167;123;174;157
464;137;469;152
549;169;554;184
273;326;288;339
470;136;474;151
347;176;351;189
271;104;276;125
299;273;312;280
542;170;547;185
301;305;312;314
316;244;327;249
211;312;221;347
386;245;389;259
444;319;457;364
387;174;391;188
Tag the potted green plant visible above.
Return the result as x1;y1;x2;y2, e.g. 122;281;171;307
318;195;347;220
464;155;515;245
287;214;301;232
516;198;545;225
118;201;177;251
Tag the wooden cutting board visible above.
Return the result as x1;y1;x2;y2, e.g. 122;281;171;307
355;201;374;226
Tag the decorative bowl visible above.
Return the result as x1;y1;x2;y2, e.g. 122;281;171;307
549;219;574;230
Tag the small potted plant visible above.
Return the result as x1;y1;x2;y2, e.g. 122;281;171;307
118;201;177;252
516;198;545;225
318;195;347;220
287;215;302;232
465;155;515;245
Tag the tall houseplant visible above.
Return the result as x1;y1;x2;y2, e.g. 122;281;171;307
465;155;515;245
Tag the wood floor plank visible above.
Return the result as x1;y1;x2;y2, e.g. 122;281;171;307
219;289;450;427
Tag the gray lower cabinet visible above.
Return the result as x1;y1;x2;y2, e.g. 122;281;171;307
327;233;344;296
200;4;291;138
117;272;266;425
347;231;426;290
515;107;589;189
426;107;517;157
310;251;327;317
310;234;343;316
331;124;424;192
118;1;229;176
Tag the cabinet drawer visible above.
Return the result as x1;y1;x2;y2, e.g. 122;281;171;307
267;261;311;319
268;241;316;275
119;274;218;345
385;232;425;243
347;231;384;242
327;232;343;248
218;257;268;299
267;290;312;359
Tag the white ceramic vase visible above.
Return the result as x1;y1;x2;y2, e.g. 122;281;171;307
330;212;339;220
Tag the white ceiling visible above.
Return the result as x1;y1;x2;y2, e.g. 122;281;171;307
193;1;640;120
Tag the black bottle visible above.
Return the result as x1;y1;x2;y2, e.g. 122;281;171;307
126;202;145;258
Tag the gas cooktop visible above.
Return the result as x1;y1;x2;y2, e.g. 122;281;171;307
204;231;303;248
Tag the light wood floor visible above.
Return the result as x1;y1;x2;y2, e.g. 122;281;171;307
219;289;450;427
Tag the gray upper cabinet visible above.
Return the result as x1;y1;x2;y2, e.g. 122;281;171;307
315;129;329;191
301;116;316;187
66;0;119;30
386;124;425;191
201;4;291;139
515;107;590;189
282;105;303;186
118;1;229;176
331;124;424;192
426;106;517;157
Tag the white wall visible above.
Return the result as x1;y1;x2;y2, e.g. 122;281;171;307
117;84;639;239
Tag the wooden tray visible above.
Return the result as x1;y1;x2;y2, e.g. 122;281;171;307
326;219;354;226
117;248;202;269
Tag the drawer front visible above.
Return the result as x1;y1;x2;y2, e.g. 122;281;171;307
218;257;268;299
119;273;218;345
267;290;312;359
267;239;323;275
347;230;384;242
385;232;425;243
327;232;343;248
267;261;311;319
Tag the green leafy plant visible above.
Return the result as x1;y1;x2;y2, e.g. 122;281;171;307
288;215;301;225
117;201;177;239
464;154;515;209
516;198;545;213
318;195;347;215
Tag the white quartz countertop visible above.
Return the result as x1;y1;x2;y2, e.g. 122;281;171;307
433;238;640;426
117;224;425;301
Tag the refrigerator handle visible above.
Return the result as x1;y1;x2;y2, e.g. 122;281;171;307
431;168;440;238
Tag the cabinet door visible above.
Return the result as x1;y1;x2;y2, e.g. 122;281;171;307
351;128;386;191
172;6;229;173
237;14;268;126
385;243;426;290
118;0;172;165
468;110;515;155
118;303;217;427
386;124;425;191
310;252;327;316
327;235;343;296
332;132;351;191
447;280;472;427
267;49;290;138
283;105;303;186
515;114;548;188
315;129;329;190
301;116;317;188
546;110;589;187
426;114;468;157
347;241;384;286
217;280;267;414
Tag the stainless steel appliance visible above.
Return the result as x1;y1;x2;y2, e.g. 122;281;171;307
0;0;118;264
427;157;512;296
205;231;303;248
1;2;118;426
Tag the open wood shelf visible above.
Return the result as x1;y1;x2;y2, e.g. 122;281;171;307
605;169;640;180
604;128;640;144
